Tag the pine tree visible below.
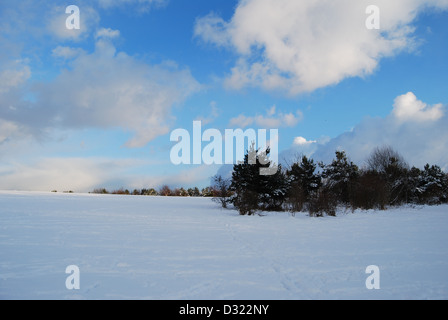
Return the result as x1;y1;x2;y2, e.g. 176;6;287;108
287;156;321;197
286;156;321;212
415;164;448;204
230;143;287;215
320;151;358;205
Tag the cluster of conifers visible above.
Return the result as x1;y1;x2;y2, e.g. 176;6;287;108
212;146;448;216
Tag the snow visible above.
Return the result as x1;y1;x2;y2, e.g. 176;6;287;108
0;191;447;300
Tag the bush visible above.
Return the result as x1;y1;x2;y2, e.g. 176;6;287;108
159;185;172;196
308;188;337;217
92;188;109;194
112;188;130;195
352;171;388;210
211;175;232;209
232;189;259;216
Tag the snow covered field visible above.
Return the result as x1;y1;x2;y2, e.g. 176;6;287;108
0;191;447;300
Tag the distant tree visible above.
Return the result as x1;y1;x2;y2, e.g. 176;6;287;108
141;188;157;196
148;188;158;196
187;187;201;197
112;188;130;195
201;187;214;197
194;187;201;197
179;188;189;197
92;188;109;194
159;185;172;197
211;175;233;209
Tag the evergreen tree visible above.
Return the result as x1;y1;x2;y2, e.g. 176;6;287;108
320;151;358;205
287;156;321;197
193;187;201;197
414;164;448;204
230;143;287;215
179;188;189;197
286;155;321;212
201;187;214;197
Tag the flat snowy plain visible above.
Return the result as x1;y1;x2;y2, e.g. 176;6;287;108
0;191;447;300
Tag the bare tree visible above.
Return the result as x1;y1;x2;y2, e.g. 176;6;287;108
366;146;410;205
212;175;232;209
366;146;408;173
159;185;172;196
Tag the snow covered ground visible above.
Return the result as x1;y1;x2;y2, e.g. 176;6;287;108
0;191;447;300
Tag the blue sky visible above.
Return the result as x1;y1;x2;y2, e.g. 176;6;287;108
0;0;447;192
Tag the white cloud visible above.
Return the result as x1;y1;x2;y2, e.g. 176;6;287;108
0;158;110;192
12;39;200;148
228;114;253;128
293;136;317;146
0;2;200;148
393;92;444;122
196;0;448;95
0;155;218;192
283;92;448;171
0;119;20;144
194;13;231;47
0;60;31;94
52;46;85;60
95;28;121;39
195;102;220;125
229;106;303;128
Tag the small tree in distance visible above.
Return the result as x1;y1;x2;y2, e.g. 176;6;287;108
159;185;172;197
212;175;232;209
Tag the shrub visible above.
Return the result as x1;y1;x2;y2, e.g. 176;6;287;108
308;188;337;217
211;175;233;209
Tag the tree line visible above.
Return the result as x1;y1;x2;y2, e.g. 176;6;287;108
91;186;216;197
212;145;448;216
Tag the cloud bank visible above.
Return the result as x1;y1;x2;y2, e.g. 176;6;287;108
0;39;200;148
284;92;448;170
